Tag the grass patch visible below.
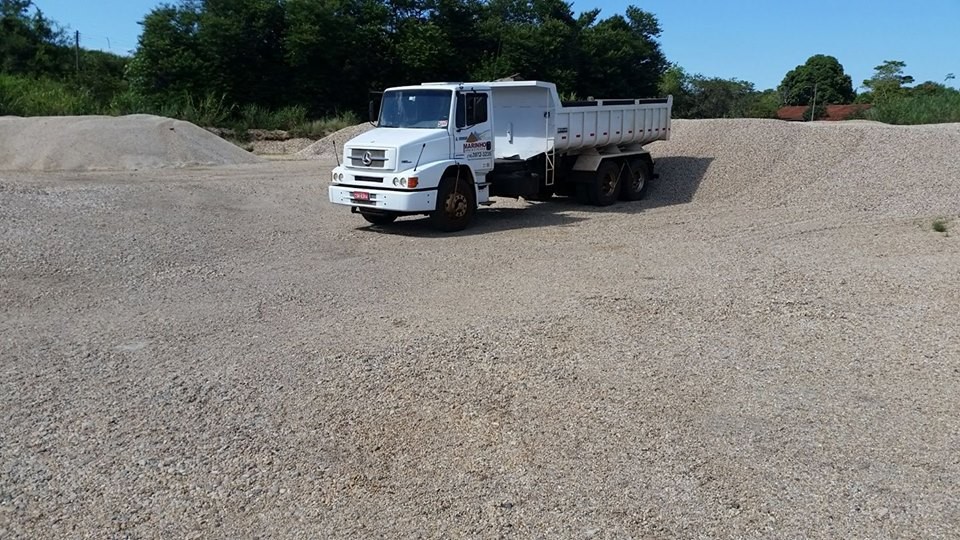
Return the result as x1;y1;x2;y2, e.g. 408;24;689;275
863;93;960;125
932;218;948;233
290;111;360;138
0;74;98;116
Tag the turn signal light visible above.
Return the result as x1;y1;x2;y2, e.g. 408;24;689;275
407;177;418;188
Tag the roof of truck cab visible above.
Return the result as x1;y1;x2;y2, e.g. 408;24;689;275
386;80;558;91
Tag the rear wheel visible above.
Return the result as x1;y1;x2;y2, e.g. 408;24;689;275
620;158;650;201
582;160;621;206
430;174;476;231
360;210;398;225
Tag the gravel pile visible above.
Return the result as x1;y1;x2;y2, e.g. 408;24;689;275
0;115;263;171
295;123;374;160
649;119;960;216
250;138;316;155
2;120;960;538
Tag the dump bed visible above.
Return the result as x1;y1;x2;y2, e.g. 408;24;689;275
554;98;672;151
487;81;672;160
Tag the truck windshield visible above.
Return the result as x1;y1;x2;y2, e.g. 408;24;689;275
379;89;452;129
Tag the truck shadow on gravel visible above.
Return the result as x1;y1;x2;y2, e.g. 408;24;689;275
359;156;712;237
360;207;591;237
640;155;712;210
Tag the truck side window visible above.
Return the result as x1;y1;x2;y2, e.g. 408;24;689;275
467;94;488;124
457;93;488;128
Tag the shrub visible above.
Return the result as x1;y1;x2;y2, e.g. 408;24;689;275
863;93;960;125
0;74;98;116
290;111;360;138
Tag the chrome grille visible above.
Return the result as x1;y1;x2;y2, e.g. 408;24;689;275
349;148;387;168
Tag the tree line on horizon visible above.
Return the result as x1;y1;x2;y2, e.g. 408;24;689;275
1;0;957;128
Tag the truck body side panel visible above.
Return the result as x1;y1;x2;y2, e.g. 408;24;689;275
489;85;553;161
554;98;672;152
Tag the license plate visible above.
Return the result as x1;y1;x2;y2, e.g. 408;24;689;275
351;191;370;201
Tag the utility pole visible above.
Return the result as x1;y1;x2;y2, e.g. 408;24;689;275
75;31;80;74
809;82;818;122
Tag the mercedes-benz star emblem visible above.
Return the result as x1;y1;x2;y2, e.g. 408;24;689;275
362;151;373;166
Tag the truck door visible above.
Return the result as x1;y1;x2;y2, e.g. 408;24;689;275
455;91;494;175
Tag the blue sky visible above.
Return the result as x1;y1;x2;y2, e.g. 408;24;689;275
34;0;960;91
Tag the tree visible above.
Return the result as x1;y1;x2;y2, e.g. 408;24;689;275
862;60;914;103
576;6;667;98
0;0;70;75
658;64;692;116
745;89;780;119
130;0;674;119
285;0;393;114
658;66;767;119
686;76;755;118
912;81;951;97
472;0;583;92
128;4;207;102
778;54;855;106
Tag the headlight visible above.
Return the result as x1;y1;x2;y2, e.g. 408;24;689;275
392;177;401;186
338;173;344;181
332;171;337;182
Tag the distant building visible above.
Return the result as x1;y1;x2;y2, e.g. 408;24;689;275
777;104;872;121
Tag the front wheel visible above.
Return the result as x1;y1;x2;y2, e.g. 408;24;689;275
360;210;398;225
430;175;476;232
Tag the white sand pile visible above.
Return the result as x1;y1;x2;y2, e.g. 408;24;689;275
0;114;263;171
295;123;374;160
649;119;960;216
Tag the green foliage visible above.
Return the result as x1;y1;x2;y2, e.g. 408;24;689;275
932;218;948;233
1;0;71;75
4;0;672;129
131;0;667;115
659;66;773;119
576;6;666;98
657;65;689;113
159;93;235;127
0;73;96;115
686;76;756;118
778;55;855;106
290;111;361;138
746;89;780;119
862;60;915;104
862;91;960;125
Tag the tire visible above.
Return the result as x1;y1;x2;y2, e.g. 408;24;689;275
359;211;398;225
620;158;650;201
430;174;476;231
583;160;621;206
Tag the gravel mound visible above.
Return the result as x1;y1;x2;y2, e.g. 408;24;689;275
0;114;264;171
649;119;960;216
295;123;374;159
250;137;315;155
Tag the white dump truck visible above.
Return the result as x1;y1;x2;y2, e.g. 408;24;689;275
329;80;672;231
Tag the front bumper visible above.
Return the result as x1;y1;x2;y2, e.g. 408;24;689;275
329;185;437;213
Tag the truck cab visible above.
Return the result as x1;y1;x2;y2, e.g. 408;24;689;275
329;81;672;231
329;83;494;231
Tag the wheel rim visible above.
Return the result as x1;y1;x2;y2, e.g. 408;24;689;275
632;168;645;192
601;170;618;197
445;191;468;218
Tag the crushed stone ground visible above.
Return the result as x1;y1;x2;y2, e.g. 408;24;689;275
1;119;959;538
